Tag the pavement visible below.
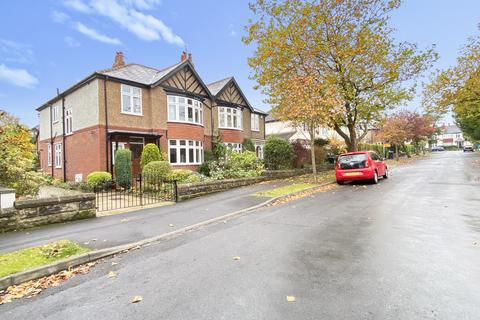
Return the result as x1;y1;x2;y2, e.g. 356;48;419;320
0;179;287;253
2;151;480;319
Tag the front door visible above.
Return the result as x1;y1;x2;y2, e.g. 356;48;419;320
129;137;144;176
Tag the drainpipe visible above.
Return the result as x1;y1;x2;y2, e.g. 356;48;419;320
61;94;66;182
49;105;54;177
104;76;110;173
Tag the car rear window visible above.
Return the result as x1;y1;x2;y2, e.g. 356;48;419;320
338;154;368;169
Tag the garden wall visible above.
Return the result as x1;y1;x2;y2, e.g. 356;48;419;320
0;194;96;233
178;166;333;200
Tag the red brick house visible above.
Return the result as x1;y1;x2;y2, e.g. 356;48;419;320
37;52;266;181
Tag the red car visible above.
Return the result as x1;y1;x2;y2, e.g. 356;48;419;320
335;151;388;185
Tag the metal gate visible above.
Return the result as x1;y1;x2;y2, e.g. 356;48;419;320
94;174;177;212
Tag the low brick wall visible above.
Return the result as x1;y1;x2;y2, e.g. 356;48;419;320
0;194;96;233
178;166;334;200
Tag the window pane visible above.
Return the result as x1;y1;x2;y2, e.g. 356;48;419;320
180;140;186;146
169;104;176;120
227;114;232;127
169;140;176;145
122;85;130;93
233;115;237;128
168;96;175;103
133;97;141;113
195;149;199;163
179;97;185;104
122;95;131;112
169;148;177;163
200;110;203;124
188;107;193;122
189;149;194;163
188;141;194;146
132;87;140;95
179;105;186;121
194;109;199;123
187;99;192;105
180;148;187;163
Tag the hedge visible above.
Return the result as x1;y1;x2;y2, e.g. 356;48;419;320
86;171;112;189
115;149;132;188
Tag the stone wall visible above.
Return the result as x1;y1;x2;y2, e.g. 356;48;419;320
177;166;334;201
0;194;96;233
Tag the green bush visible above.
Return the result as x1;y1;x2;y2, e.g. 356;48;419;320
228;151;263;173
212;136;227;161
264;135;294;170
203;149;214;162
115;149;132;188
358;143;386;158
243;139;255;152
140;143;162;169
86;171;112;188
199;161;212;176
142;161;172;180
168;169;201;183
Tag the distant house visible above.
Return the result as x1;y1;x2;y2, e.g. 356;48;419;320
36;52;267;182
433;125;465;148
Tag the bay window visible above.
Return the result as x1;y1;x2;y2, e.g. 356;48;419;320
121;84;142;115
251;113;260;131
219;107;242;130
169;139;203;165
168;95;203;125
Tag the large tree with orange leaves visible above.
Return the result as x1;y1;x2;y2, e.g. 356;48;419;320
244;0;437;152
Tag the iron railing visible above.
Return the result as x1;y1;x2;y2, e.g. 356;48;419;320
94;174;177;212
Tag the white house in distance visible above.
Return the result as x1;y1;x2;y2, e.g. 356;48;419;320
265;111;343;143
433;124;465;148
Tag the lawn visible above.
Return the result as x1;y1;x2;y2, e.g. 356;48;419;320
0;240;90;278
255;183;316;198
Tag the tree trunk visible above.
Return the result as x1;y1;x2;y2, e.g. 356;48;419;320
395;144;399;161
347;124;358;152
309;126;317;183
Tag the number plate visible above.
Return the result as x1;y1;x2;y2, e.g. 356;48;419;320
344;172;362;177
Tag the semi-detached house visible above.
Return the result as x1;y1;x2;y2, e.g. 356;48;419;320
37;52;267;182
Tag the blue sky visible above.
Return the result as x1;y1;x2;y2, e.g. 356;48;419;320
0;0;479;127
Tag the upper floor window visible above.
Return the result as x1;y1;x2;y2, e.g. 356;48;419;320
251;114;260;131
219;107;242;130
52;106;59;123
167;95;203;125
65;109;73;135
121;84;142;115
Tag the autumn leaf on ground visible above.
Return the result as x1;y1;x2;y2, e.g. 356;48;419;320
286;295;296;302
131;295;143;303
169;224;175;227
120;218;129;222
112;262;118;266
107;271;117;278
232;256;241;261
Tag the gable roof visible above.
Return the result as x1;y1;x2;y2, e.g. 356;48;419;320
265;110;277;122
207;77;232;96
442;125;461;134
99;62;183;86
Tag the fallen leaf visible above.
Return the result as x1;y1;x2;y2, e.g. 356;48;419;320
107;271;117;278
169;224;175;227
232;256;241;261
92;239;97;242
286;295;296;302
131;295;143;303
121;218;129;222
112;262;118;266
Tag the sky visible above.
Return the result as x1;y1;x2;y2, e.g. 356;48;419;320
0;0;479;127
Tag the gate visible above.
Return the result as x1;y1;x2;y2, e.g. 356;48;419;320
94;174;177;212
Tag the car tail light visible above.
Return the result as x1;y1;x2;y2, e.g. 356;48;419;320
365;159;371;168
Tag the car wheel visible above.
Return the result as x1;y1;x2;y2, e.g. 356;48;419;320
337;180;345;185
383;168;388;179
372;171;378;184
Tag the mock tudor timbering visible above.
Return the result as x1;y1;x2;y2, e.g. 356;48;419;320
36;52;267;182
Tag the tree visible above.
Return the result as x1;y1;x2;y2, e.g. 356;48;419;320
0;110;46;195
423;35;480;141
244;0;436;152
407;112;436;154
140;143;162;170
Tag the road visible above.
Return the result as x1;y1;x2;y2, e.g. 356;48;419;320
2;151;480;319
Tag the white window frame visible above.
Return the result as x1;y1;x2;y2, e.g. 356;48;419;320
54;143;62;168
168;139;204;165
121;84;143;116
167;95;203;126
52;106;59;123
65;108;73;135
219;107;242;130
251;113;260;131
111;142;127;165
225;142;242;153
47;144;52;167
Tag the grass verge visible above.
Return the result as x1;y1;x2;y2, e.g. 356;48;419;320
255;183;316;198
0;240;90;278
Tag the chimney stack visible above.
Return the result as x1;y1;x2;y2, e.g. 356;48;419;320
180;51;187;62
188;53;192;63
112;51;125;68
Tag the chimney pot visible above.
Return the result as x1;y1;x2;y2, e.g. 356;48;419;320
113;51;125;68
188;53;192;63
180;51;187;62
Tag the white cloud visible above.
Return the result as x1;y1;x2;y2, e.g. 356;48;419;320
0;64;38;88
64;36;81;47
51;10;70;23
63;0;184;46
0;39;35;64
75;22;122;45
228;24;236;37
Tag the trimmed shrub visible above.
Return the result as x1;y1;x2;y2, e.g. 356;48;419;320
86;171;112;189
140;143;162;169
142;161;172;180
264;135;294;170
243;138;255;152
115;149;132;188
199;161;212;176
169;169;194;182
228;151;263;173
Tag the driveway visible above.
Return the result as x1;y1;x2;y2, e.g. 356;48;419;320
2;151;480;319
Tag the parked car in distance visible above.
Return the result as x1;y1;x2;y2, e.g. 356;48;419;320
463;145;474;152
431;146;445;152
336;151;388;185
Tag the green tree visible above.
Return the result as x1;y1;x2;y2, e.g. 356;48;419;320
264;135;294;170
0;111;46;196
243;138;255;152
140;143;162;170
244;0;437;152
114;149;132;188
